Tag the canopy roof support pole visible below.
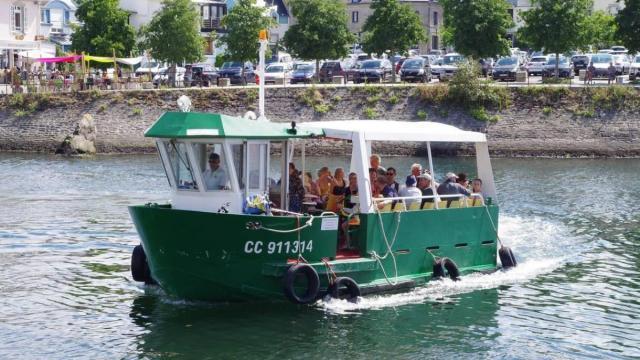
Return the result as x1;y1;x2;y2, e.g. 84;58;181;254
426;141;440;209
475;142;497;201
258;36;267;121
281;140;290;211
353;132;373;213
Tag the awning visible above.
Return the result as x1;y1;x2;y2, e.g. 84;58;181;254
116;56;144;66
84;55;115;63
35;55;82;63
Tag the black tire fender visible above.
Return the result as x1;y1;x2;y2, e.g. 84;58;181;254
131;245;156;284
499;246;517;269
283;264;320;305
327;277;360;303
432;257;460;281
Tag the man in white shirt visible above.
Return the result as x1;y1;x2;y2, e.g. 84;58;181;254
202;153;228;190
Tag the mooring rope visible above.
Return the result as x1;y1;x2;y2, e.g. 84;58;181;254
483;204;504;248
370;204;402;285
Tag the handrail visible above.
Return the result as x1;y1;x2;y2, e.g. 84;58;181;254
371;193;483;203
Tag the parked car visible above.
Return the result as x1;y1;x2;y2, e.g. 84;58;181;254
189;63;219;87
319;61;346;82
589;53;614;78
492;57;520;81
395;57;407;74
611;54;631;74
526;55;549;76
353;59;393;83
433;53;465;81
218;61;257;85
571;54;590;76
598;49;613;54
629;55;640;81
542;56;573;78
152;66;186;88
344;61;361;83
479;58;494;77
428;49;444;56
136;60;164;77
610;46;628;55
290;63;316;84
263;63;291;84
399;57;432;83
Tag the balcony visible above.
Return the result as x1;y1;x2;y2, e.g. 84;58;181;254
201;18;222;31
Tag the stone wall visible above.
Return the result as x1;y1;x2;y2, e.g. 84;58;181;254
0;85;639;157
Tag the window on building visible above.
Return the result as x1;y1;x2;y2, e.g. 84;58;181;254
351;0;361;3
41;9;50;24
11;5;24;32
433;11;438;26
352;11;358;23
64;10;70;24
432;35;439;50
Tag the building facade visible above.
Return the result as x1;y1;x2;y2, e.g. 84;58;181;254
1;0;54;68
40;0;77;53
344;0;443;53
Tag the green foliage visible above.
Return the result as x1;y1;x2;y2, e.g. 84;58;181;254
416;109;427;119
219;0;275;63
414;84;449;104
615;0;640;53
7;93;51;116
363;107;378;119
362;0;426;73
469;106;499;122
366;95;381;105
14;109;28;117
132;107;143;116
542;106;552;116
140;0;204;65
573;106;595;118
440;0;513;58
98;104;107;113
518;0;591;71
331;95;342;102
582;11;617;51
388;95;399;105
71;0;136;58
284;0;355;77
448;61;509;110
541;77;571;84
296;87;331;114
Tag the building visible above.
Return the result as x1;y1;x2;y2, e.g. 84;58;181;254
1;0;55;68
344;0;443;53
593;0;623;14
40;0;77;53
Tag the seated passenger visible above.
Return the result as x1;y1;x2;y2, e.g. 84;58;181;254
303;171;320;196
386;167;400;193
344;172;359;210
470;178;485;206
203;153;228;190
326;168;347;212
437;172;471;205
316;167;332;200
410;163;422;177
375;176;398;209
288;163;305;213
369;167;380;197
399;175;422;208
417;172;435;207
456;172;469;189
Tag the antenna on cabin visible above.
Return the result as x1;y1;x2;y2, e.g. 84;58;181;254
257;29;268;122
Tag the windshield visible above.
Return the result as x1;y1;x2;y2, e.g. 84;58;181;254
497;57;517;66
591;55;612;64
402;59;423;69
636;56;640;63
296;64;314;71
361;60;382;69
531;57;547;63
266;66;284;73
222;62;243;69
443;55;464;65
547;57;569;65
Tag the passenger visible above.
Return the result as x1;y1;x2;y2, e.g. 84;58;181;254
400;175;422;208
316;166;332;200
202;153;228;190
344;172;359;209
370;154;386;176
437;172;471;206
288;163;305;213
456;172;469;189
326;167;347;212
410;163;422;177
303;171;320;196
417;172;435;207
470;178;485;206
386;167;400;193
369;167;380;197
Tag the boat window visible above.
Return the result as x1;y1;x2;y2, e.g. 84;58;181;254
166;141;197;190
247;142;268;191
231;143;244;190
192;143;231;191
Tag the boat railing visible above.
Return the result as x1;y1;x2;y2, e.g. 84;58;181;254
371;193;485;210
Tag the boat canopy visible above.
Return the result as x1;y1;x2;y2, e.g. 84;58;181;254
299;120;486;143
145;112;323;139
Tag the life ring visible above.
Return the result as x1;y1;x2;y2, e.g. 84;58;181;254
499;246;517;269
432;257;460;281
131;245;156;285
283;263;320;304
327;277;361;303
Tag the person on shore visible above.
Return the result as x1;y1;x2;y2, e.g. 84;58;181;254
437;172;470;207
370;154;386;176
288;163;305;213
400;175;422;209
386;167;400;193
586;62;595;85
202;153;228;190
607;62;616;85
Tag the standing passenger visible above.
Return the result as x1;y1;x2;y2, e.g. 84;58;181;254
370;154;386;176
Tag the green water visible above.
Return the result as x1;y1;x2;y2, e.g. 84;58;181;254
0;154;638;359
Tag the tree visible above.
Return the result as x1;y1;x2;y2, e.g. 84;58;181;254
518;0;591;78
283;0;355;82
219;0;275;81
140;0;204;85
71;0;136;58
361;0;426;82
440;0;513;59
583;11;617;51
616;0;640;54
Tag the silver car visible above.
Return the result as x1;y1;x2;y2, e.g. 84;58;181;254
612;54;631;75
435;53;465;81
629;55;640;81
526;56;548;76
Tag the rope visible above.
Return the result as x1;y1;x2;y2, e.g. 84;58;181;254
370;204;402;285
259;215;315;234
483;204;504;248
321;257;337;285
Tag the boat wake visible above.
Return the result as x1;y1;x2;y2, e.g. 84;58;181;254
318;214;579;314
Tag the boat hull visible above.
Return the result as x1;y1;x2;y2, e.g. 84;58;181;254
129;204;499;302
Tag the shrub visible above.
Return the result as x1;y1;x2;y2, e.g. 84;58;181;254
331;95;342;102
297;87;331;114
542;107;552;116
14;109;28;117
363;107;377;119
132;107;143;116
127;98;135;106
98;104;107;113
388;95;399;105
469;106;499;122
541;77;570;85
573;106;595;118
414;84;449;104
365;95;381;105
416;109;427;119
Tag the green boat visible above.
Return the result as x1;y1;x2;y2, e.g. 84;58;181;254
129;110;517;304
